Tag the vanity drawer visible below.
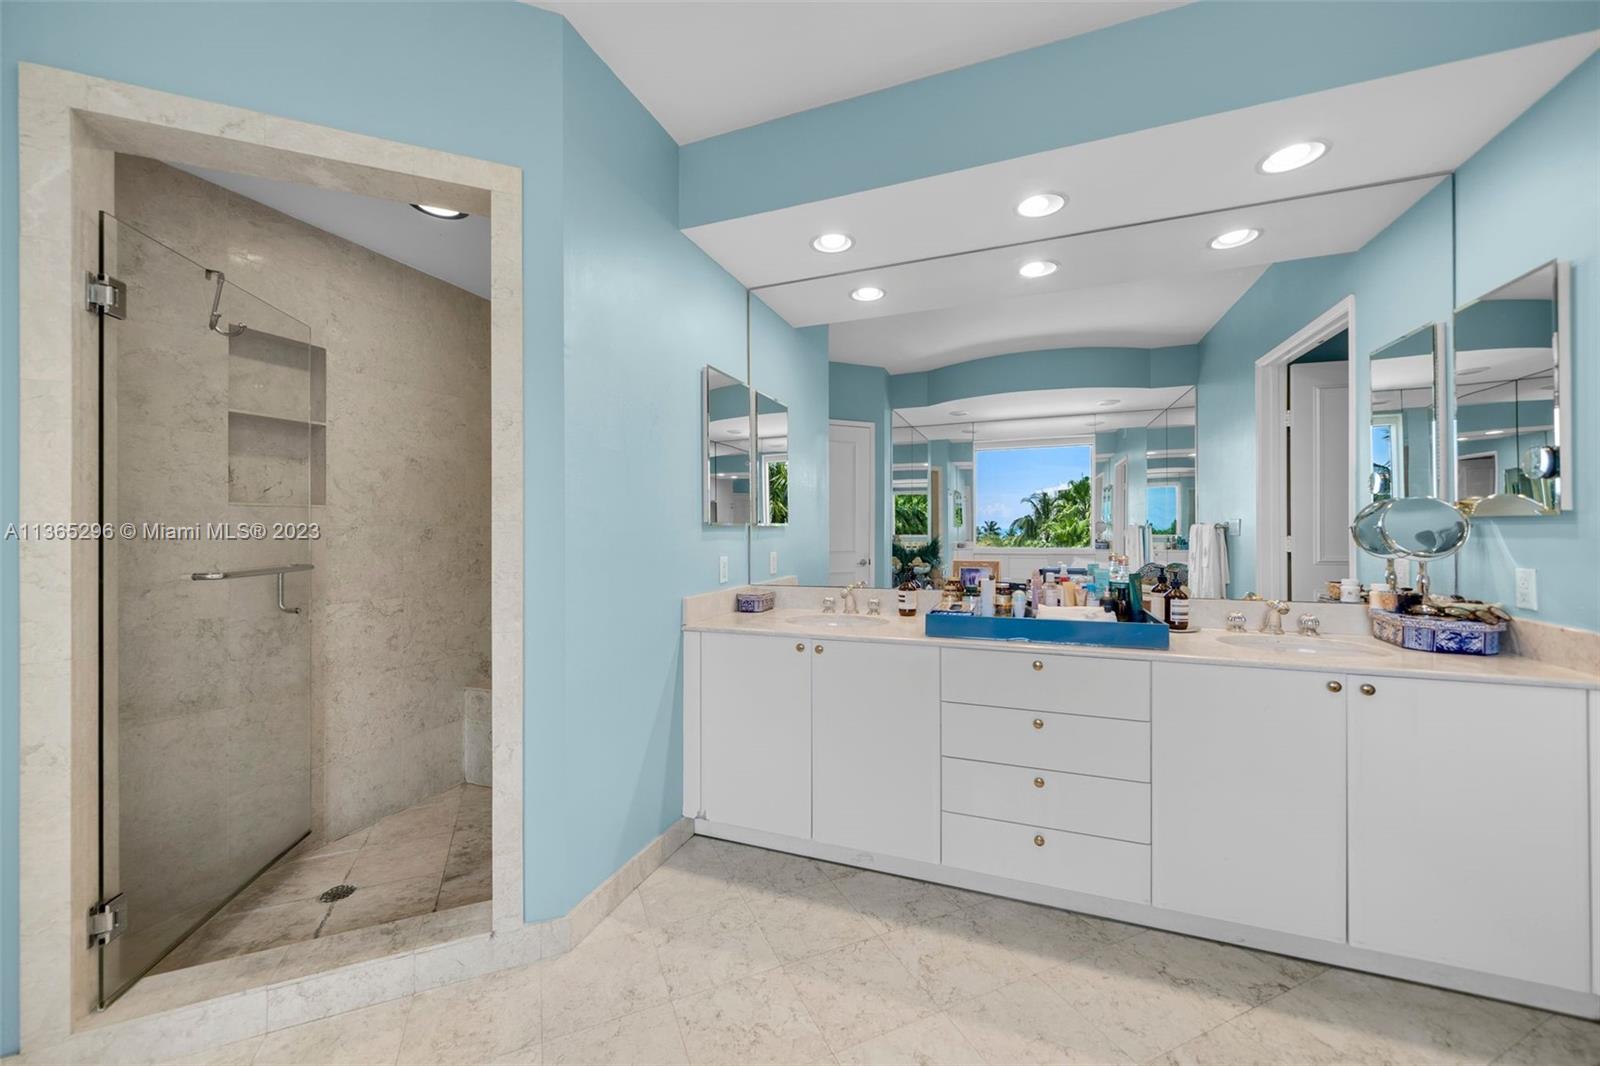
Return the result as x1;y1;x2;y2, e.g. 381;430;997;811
942;757;1150;844
941;702;1150;782
941;648;1149;721
942;811;1150;904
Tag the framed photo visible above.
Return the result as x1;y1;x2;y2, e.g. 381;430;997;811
957;560;1001;587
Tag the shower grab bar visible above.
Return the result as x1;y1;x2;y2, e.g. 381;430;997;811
191;563;314;581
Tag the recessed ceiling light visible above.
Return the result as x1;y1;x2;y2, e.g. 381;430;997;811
811;232;853;254
1096;399;1121;408
411;203;468;220
1259;141;1329;174
1210;227;1261;250
1018;259;1058;279
1015;193;1066;218
850;286;885;302
948;409;969;417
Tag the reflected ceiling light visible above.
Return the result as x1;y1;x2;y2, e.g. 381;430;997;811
811;232;853;253
1210;227;1261;250
1096;399;1121;408
411;203;468;220
850;286;885;302
1259;141;1329;174
1484;429;1506;436
1015;192;1066;218
1019;259;1058;279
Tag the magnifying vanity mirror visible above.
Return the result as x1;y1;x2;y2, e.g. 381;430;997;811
1376;496;1471;611
1369;323;1442;500
1451;260;1570;516
702;365;752;527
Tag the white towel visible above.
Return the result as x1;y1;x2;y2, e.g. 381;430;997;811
1188;523;1230;598
1122;526;1148;572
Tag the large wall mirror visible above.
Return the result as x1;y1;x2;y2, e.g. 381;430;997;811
754;392;789;526
1451;260;1570;517
702;365;751;527
1369;323;1441;501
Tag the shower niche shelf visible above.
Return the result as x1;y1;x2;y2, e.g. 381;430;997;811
227;330;326;506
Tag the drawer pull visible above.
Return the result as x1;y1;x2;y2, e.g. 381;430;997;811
1327;680;1342;693
1032;660;1044;671
1033;776;1045;789
815;644;824;655
795;643;805;653
1032;718;1044;730
1360;683;1376;696
1033;834;1046;847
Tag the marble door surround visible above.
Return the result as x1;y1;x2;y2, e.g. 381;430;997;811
13;64;528;1052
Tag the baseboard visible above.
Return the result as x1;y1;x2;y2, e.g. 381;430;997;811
697;818;1600;1022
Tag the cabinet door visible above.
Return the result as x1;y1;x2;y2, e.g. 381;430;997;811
1349;676;1589;990
1152;662;1347;942
813;640;940;863
700;633;812;839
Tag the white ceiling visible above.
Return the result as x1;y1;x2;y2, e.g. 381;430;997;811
896;385;1194;442
686;33;1598;289
173;164;492;298
538;1;1182;144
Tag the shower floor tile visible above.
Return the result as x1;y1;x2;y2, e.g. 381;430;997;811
154;783;492;974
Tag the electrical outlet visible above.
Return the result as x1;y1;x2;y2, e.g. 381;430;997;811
719;555;729;584
1515;567;1538;610
769;551;779;575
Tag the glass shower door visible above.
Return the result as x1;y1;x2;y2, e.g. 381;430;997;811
98;213;316;1005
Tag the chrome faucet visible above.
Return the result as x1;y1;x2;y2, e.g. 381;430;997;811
841;581;866;615
1297;613;1322;637
1260;599;1291;635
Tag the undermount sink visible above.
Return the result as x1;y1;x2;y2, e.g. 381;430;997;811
1216;633;1385;658
782;612;891;629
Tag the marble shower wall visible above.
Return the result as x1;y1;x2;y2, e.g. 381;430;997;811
113;156;492;853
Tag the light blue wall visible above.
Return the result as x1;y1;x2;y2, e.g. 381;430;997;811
828;362;892;586
749;296;830;584
1451;53;1600;627
679;2;1600;226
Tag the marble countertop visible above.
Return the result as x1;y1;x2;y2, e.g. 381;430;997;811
685;607;1600;691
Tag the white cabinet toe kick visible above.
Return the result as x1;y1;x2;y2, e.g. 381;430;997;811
684;632;1600;1018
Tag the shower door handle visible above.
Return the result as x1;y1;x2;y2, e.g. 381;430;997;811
190;562;312;615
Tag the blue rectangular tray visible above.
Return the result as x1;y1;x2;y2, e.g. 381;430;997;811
924;610;1171;650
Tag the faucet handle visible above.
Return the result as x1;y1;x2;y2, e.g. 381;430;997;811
1298;613;1321;636
821;596;836;613
1225;611;1247;632
867;597;881;616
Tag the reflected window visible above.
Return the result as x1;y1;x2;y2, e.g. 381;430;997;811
1146;484;1180;536
975;444;1093;547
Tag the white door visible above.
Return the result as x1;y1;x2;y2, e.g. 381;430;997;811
829;421;874;586
812;640;940;863
1152;662;1347;942
1287;360;1349;598
700;633;812;838
1348;676;1589;991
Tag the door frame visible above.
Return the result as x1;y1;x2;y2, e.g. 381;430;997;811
14;64;526;1047
1254;297;1357;601
827;419;876;586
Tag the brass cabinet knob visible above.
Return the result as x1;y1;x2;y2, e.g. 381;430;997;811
814;644;824;654
1033;777;1045;789
1033;834;1046;847
1327;681;1342;693
1360;683;1376;696
795;643;805;653
1032;718;1045;730
1032;660;1044;671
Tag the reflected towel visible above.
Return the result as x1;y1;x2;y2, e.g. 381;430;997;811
1188;523;1230;598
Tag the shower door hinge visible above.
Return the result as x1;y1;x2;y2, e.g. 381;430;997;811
85;272;127;319
87;894;127;948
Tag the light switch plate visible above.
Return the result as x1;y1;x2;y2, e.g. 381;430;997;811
1515;567;1538;610
719;555;729;583
769;551;779;575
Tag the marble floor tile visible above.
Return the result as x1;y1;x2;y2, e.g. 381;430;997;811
946;975;1135;1066
345;831;453;886
880;909;1043;1009
396;963;542;1064
165;898;331;969
652;899;781;1001
223;851;360;912
637;854;745;927
743;879;877;964
783;936;940;1051
1123;929;1325;1010
832;870;971;935
321;874;446;937
1493;1014;1600;1065
109;946;289;1021
543;1004;690;1066
717;840;846;892
541;928;671;1039
1155;1010;1350;1066
963;897;1141;972
833;1012;983;1066
670;968;835;1066
366;794;460;846
158;1035;265;1066
253;997;411;1066
271;916;421;983
585;892;653;944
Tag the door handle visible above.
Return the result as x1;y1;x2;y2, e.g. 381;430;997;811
857;558;869;566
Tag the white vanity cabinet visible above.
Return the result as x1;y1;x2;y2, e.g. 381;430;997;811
699;633;812;839
1348;675;1591;992
812;640;941;862
1151;662;1347;942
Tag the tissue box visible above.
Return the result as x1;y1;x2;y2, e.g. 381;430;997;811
735;589;775;613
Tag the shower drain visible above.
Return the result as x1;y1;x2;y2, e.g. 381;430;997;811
319;884;357;903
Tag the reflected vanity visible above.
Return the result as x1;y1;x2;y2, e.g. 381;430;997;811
703;365;752;527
